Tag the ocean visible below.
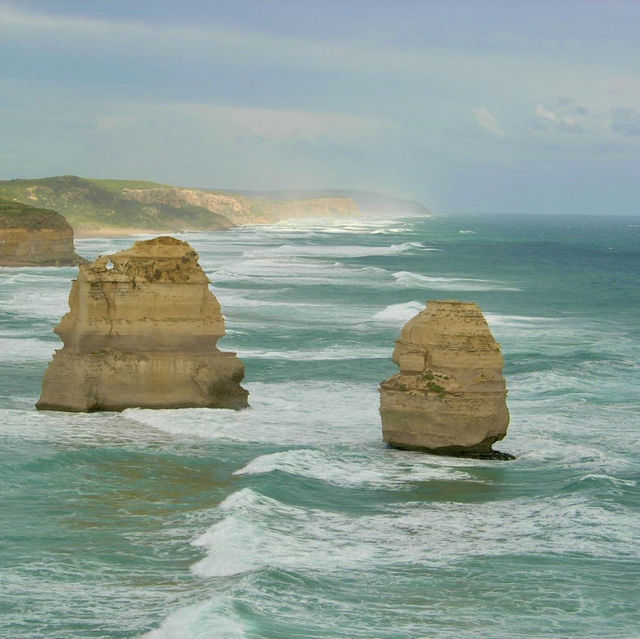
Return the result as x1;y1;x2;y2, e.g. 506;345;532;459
1;214;639;638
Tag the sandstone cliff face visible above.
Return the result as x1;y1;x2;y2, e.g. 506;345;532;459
379;300;510;458
0;199;83;266
258;197;360;221
37;236;248;412
122;187;360;225
122;187;264;225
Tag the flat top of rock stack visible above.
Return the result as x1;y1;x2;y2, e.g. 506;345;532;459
57;235;223;353
86;236;208;283
393;300;503;375
397;300;500;341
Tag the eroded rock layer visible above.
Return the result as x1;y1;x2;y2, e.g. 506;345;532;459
37;236;248;412
379;300;510;458
0;199;84;266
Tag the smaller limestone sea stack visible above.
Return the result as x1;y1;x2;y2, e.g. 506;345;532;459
37;236;248;412
380;300;512;459
0;199;84;266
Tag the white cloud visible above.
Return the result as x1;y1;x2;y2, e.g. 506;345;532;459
534;104;584;132
536;104;558;122
473;107;504;136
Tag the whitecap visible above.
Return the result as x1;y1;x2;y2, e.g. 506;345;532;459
233;447;472;488
239;345;389;361
141;599;248;639
188;487;640;580
123;381;382;446
484;313;561;327
256;217;418;235
0;337;58;362
392;271;521;291
211;258;386;287
242;242;430;260
371;301;424;323
0;271;74;286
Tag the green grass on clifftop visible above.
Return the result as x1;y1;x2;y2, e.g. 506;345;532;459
0;176;233;232
0;198;71;231
87;178;168;193
0;175;431;233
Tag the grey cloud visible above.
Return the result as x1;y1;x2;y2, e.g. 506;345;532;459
610;108;640;136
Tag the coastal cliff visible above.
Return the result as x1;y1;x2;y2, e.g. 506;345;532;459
37;236;248;412
0;176;235;234
124;187;360;224
379;300;511;458
0;199;84;266
0;176;362;233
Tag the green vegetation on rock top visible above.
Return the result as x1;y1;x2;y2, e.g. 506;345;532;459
0;176;233;232
87;178;168;193
0;198;71;231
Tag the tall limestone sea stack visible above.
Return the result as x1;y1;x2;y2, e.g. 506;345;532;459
379;300;511;459
37;236;248;412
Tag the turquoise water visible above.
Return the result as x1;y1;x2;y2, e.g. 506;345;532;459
1;214;639;638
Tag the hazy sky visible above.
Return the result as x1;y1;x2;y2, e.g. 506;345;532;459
2;1;640;214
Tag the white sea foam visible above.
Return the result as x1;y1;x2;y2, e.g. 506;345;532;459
0;270;73;286
233;447;471;488
213;290;324;310
393;271;521;291
258;217;418;235
211;257;382;285
0;337;57;362
484;313;561;327
242;241;432;260
141;599;248;639
214;289;373;321
1;287;71;320
371;301;424;323
483;314;633;366
124;381;382;446
239;345;388;360
189;487;640;580
0;407;174;448
322;224;411;235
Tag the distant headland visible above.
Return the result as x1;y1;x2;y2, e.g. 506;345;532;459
0;175;431;236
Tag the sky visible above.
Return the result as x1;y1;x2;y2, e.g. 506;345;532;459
1;0;640;215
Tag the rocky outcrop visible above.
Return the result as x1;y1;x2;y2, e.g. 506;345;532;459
379;300;511;459
37;236;248;412
0;199;84;266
